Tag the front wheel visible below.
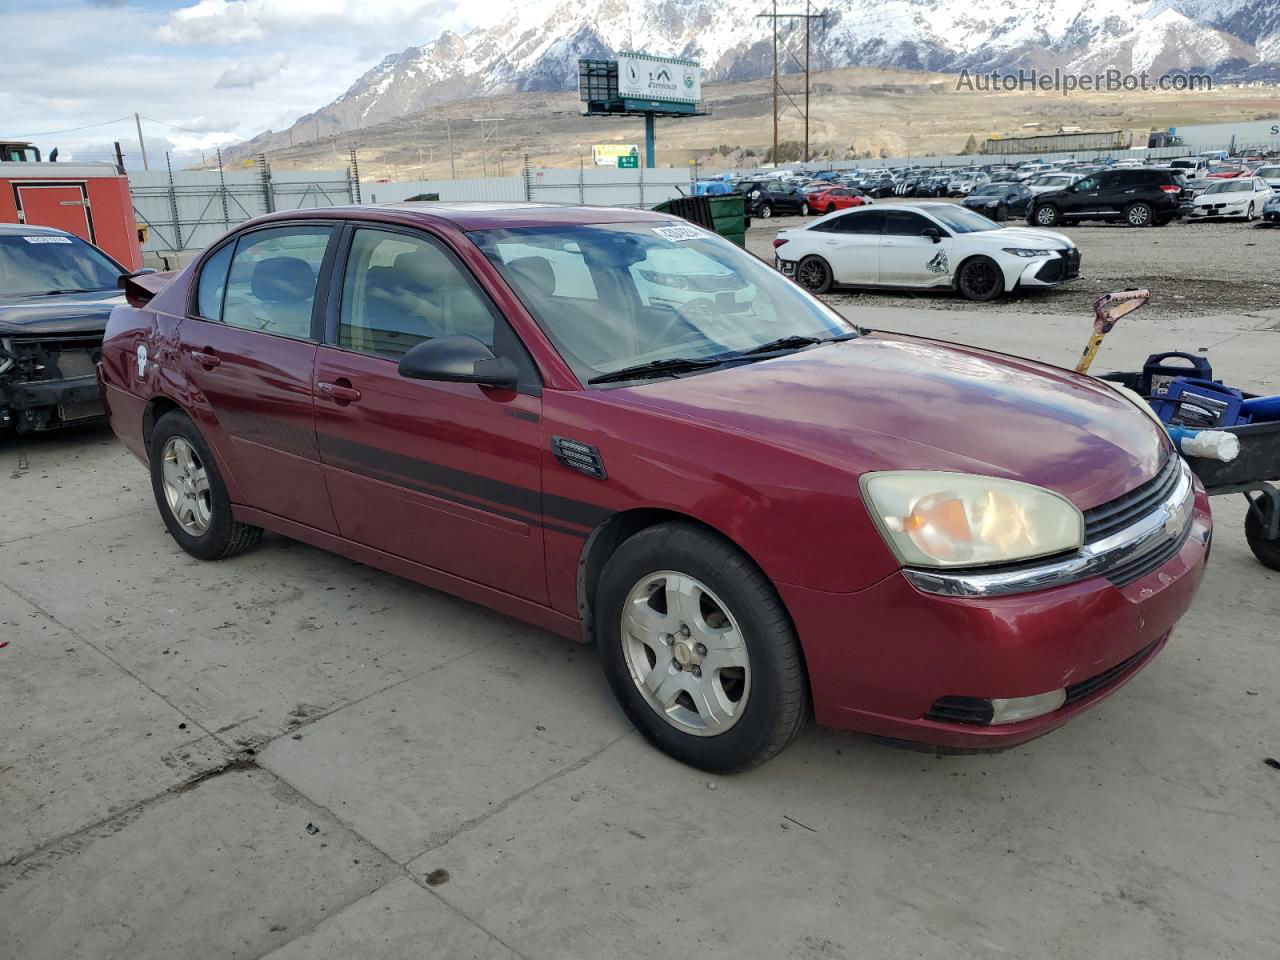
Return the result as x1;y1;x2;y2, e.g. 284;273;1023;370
1247;202;1257;221
800;202;810;217
996;203;1008;221
1033;204;1060;227
596;523;809;772
759;203;773;219
150;411;261;561
1125;202;1153;227
796;255;833;294
956;256;1005;302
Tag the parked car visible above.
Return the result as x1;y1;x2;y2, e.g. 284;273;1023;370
1205;163;1249;179
806;186;870;214
1263;193;1280;225
749;182;811;218
0;223;133;433
1027;169;1187;227
1188;177;1276;221
1168;157;1210;178
948;172;990;196
1253;164;1280;191
100;202;1209;770
862;176;897;199
773;202;1080;301
961;182;1034;220
1027;173;1083;196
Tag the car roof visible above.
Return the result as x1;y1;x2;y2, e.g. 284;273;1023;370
258;202;675;231
0;222;76;237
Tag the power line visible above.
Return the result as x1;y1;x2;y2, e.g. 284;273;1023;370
8;116;133;138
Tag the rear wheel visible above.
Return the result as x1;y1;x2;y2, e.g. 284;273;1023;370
1125;202;1153;227
1033;204;1060;227
796;255;833;294
596;523;809;772
799;202;810;217
150;411;261;561
995;203;1008;221
956;256;1004;302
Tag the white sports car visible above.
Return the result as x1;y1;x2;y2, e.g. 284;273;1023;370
1189;177;1275;220
772;203;1081;302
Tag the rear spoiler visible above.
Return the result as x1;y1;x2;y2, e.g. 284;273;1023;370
118;269;175;308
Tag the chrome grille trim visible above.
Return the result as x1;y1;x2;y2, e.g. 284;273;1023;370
904;459;1197;598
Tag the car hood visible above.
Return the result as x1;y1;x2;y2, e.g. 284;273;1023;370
1194;192;1250;205
0;289;122;336
969;226;1073;248
617;333;1166;511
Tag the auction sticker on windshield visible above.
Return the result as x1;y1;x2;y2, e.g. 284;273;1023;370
23;236;73;244
653;224;707;242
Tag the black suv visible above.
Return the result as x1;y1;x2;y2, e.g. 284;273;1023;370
743;182;812;218
1027;169;1188;227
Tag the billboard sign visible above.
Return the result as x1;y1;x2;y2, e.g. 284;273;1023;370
617;52;701;105
592;143;641;166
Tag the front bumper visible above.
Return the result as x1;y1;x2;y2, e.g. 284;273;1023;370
1014;248;1081;289
780;483;1211;750
0;373;104;431
1190;203;1252;219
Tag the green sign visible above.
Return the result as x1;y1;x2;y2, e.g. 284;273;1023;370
617;154;639;168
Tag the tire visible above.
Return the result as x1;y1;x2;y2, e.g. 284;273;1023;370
1125;202;1153;227
596;522;809;772
1033;204;1060;227
996;203;1008;221
149;411;261;561
759;203;773;219
956;256;1005;302
800;202;810;217
1244;498;1280;571
795;255;833;294
1247;202;1257;221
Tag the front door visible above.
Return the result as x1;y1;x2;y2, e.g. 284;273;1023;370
177;223;339;532
878;210;951;287
14;183;93;243
314;225;548;603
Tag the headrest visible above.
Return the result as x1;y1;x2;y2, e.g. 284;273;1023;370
504;256;556;297
250;257;315;303
392;249;460;290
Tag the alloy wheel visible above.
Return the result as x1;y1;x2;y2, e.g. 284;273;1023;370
959;259;1001;300
797;257;830;292
1127;204;1151;226
161;436;212;536
620;571;751;736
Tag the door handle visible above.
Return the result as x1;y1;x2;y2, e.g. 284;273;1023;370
190;349;220;369
882;240;897;246
317;380;361;404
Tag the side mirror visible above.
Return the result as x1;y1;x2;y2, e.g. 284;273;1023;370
921;227;944;243
398;334;518;388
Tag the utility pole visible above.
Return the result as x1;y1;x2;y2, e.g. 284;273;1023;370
447;117;456;178
134;113;149;171
756;4;825;165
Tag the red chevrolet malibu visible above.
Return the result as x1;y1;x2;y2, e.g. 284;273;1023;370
99;203;1211;771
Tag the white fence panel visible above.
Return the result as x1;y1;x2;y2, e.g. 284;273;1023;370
362;176;525;204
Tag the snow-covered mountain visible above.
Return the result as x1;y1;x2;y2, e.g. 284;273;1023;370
247;0;1280;147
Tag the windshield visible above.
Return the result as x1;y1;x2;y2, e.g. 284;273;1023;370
922;206;1000;234
468;222;856;385
1257;166;1280;179
0;234;122;297
1205;180;1252;194
970;184;1005;196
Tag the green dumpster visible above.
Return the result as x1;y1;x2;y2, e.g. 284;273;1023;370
651;194;747;248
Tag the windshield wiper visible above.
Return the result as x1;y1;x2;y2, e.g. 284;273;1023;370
588;356;725;385
41;287;100;295
736;331;860;358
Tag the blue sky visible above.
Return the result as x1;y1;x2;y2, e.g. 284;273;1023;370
0;0;487;167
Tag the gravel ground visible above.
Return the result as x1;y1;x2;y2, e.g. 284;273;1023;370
748;199;1280;320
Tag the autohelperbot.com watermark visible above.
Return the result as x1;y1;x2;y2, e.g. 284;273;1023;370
956;68;1214;96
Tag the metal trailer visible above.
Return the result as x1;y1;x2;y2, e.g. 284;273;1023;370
982;130;1129;156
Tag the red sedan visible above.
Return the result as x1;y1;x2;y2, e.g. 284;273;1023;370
806;186;869;214
1206;164;1249;179
100;204;1210;771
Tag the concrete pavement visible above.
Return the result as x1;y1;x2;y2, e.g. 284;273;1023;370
2;303;1277;959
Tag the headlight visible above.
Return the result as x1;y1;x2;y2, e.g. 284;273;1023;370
861;472;1084;568
1002;247;1055;258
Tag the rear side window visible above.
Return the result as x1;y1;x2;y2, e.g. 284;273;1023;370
194;243;233;320
222;226;331;339
824;211;882;234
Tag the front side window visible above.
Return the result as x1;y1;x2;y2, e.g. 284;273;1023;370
882;211;935;236
338;228;497;359
0;233;121;297
1076;176;1100;191
221;226;331;338
469;222;854;385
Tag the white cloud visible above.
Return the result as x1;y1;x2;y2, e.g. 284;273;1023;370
215;52;290;89
156;0;473;47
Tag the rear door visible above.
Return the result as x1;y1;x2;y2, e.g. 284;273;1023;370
14;182;93;243
878;210;951;287
314;225;548;603
178;223;339;532
814;210;882;284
